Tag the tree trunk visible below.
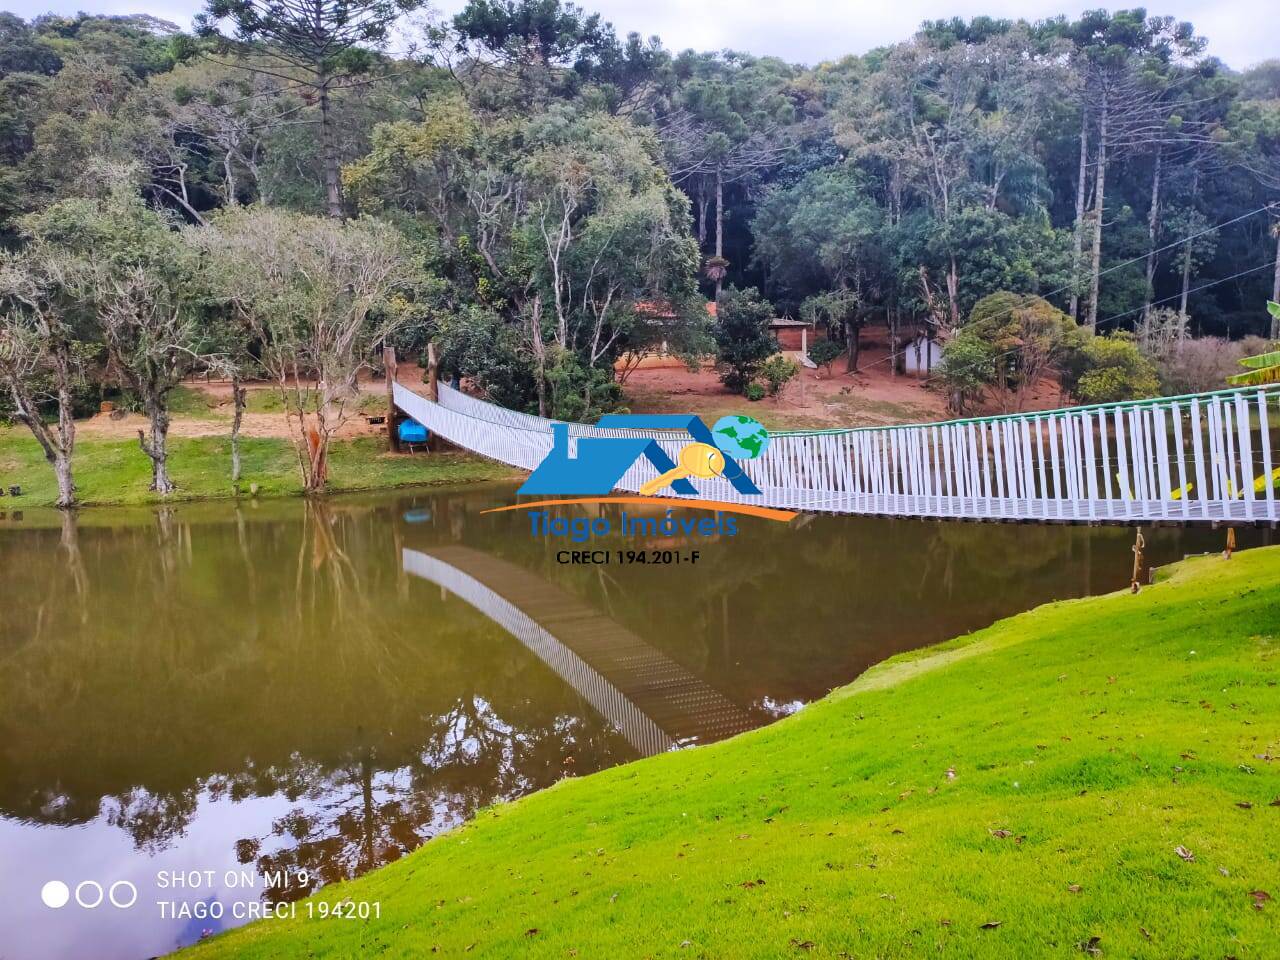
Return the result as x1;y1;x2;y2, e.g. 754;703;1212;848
139;400;174;495
714;167;724;300
231;374;246;486
1179;232;1194;327
54;350;77;508
305;420;329;493
889;308;898;377
1069;110;1089;320
5;343;80;508
1142;146;1162;324
318;82;343;219
845;320;860;373
382;346;400;453
223;151;238;206
425;341;439;403
946;255;960;328
528;295;547;417
1179;170;1201;330
1272;226;1280;340
696;189;708;247
1086;91;1108;331
53;452;75;509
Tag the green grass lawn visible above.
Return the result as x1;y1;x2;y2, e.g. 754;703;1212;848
112;383;393;418
0;429;513;507
181;546;1280;959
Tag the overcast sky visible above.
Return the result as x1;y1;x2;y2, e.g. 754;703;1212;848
5;0;1276;71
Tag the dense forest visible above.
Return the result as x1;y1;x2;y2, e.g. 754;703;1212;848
1;2;1279;505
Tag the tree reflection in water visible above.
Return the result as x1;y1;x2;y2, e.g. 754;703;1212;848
238;694;614;905
0;497;633;907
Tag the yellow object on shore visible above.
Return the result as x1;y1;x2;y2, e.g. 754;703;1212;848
1131;466;1280;501
1256;467;1280;494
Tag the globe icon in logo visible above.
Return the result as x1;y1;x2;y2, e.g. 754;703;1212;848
712;415;770;460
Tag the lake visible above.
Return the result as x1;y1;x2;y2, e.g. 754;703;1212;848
0;484;1270;959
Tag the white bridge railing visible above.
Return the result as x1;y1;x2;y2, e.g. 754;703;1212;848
393;381;1280;524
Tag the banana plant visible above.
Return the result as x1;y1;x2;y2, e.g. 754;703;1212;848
1226;302;1280;386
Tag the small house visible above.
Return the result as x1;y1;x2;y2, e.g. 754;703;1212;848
768;317;817;352
903;334;944;376
613;300;719;372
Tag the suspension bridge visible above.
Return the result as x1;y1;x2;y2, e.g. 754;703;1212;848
392;379;1280;525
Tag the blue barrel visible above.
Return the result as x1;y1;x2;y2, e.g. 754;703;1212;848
397;419;429;444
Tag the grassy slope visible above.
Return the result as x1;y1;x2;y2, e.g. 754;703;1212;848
184;547;1280;959
0;430;512;507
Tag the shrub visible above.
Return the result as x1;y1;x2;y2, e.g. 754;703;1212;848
1074;332;1160;404
713;286;777;395
937;333;996;414
760;353;800;398
962;291;1080;411
1153;336;1272;395
807;338;843;376
1134;307;1188;362
745;382;765;401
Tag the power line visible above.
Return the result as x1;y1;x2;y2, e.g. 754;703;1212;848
849;256;1277;387
1085;202;1279;295
959;200;1279;336
839;204;1280;380
1095;259;1280;330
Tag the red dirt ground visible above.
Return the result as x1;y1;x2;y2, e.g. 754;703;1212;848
622;325;1067;431
74;329;1064;440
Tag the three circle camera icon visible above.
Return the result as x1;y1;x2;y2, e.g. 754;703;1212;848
41;879;138;910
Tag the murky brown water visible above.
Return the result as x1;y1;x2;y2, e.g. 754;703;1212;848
0;484;1271;958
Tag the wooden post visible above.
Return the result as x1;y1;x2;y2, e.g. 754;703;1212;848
426;340;440;403
1130;526;1144;593
384;346;400;453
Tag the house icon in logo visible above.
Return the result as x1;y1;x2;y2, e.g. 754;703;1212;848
518;415;763;497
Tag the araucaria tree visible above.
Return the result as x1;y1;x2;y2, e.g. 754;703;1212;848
661;59;795;298
1058;11;1215;328
192;207;416;493
197;0;425;218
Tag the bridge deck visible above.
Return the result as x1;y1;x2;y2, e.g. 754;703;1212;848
402;546;756;756
394;381;1280;525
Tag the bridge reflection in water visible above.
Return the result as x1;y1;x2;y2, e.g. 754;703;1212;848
402;546;756;756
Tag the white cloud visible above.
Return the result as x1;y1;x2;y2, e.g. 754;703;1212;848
7;0;1275;70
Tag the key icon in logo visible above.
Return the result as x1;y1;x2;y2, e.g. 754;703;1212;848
640;442;726;496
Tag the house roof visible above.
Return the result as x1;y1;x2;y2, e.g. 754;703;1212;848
520;435;678;496
635;300;719;320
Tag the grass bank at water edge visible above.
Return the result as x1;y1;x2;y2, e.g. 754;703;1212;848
0;431;513;507
182;545;1280;959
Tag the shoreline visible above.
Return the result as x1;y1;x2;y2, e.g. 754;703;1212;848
0;430;518;510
